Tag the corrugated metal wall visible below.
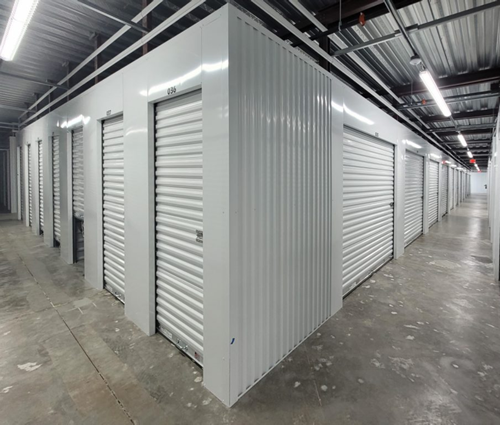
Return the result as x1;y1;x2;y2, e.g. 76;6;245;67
231;15;334;401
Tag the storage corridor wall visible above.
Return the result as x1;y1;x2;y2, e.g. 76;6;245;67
154;91;204;365
38;140;44;233
28;144;32;227
72;126;85;262
102;115;125;302
404;151;424;246
441;164;448;216
342;129;394;295
52;136;61;243
428;160;439;227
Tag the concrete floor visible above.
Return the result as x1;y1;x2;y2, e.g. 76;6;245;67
0;194;499;425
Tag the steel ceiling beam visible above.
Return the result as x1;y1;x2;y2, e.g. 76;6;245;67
0;71;68;90
421;109;498;123
72;0;150;34
391;68;500;97
21;0;206;126
334;1;500;57
397;89;500;110
19;0;165;122
427;124;495;133
432;129;494;137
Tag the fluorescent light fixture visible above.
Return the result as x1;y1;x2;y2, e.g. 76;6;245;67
457;134;467;147
0;0;40;61
451;164;457;168
467;151;473;158
445;160;451;164
404;140;422;149
419;70;451;117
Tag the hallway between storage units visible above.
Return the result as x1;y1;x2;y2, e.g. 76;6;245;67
0;194;499;425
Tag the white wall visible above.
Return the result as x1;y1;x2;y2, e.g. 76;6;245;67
471;172;488;193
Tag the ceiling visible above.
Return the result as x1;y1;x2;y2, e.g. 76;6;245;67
0;0;498;169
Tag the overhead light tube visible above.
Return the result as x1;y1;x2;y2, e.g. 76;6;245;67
419;70;452;117
0;0;40;61
457;134;467;147
467;151;473;158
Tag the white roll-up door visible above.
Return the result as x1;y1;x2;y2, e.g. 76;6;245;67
102;115;125;302
455;170;459;207
343;129;395;296
428;160;439;228
155;90;204;365
441;164;448;216
404;151;424;247
450;171;455;210
52;136;61;243
20;147;24;220
28;144;32;227
38;140;44;232
72;126;84;218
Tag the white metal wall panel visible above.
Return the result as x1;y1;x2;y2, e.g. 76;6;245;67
343;130;394;295
28;144;32;226
231;16;335;403
52;136;61;242
72;126;84;218
404;151;424;247
102;115;125;302
155;91;204;365
441;164;448;216
38;140;44;232
428;160;439;227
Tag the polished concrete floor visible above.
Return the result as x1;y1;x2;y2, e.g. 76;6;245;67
0;194;499;424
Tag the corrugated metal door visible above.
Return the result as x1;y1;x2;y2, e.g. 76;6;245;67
428;160;439;227
455;170;459;207
72;126;84;218
404;151;424;247
20;147;24;220
343;129;395;295
38;140;44;232
102;115;125;302
52;136;61;243
72;126;84;262
28;144;32;226
450;170;455;210
155;90;204;365
441;164;448;216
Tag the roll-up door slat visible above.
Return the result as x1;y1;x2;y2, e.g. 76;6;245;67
155;91;204;365
404;151;424;247
102;115;125;302
38;141;44;232
20;147;24;220
72;127;84;218
342;130;394;296
428;161;439;227
52;136;61;242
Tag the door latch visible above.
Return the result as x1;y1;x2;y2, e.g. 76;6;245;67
389;202;394;208
196;230;203;243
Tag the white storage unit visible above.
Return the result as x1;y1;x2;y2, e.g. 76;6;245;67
52;136;61;243
38;140;44;232
455;170;459;207
450;170;455;210
102;115;125;302
342;129;395;295
28;144;32;227
428;160;439;227
441;164;448;216
20;146;24;220
72;126;85;262
404;151;424;246
154;91;204;365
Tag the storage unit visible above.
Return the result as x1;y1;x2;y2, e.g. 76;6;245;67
72;126;84;262
455;170;459;207
52;136;61;243
38;140;44;232
441;164;448;216
28;144;32;227
155;91;204;365
20;146;24;220
404;151;424;246
450;170;455;210
428;160;439;227
342;129;394;295
102;115;125;302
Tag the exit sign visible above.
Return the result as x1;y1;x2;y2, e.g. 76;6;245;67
469;159;476;163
